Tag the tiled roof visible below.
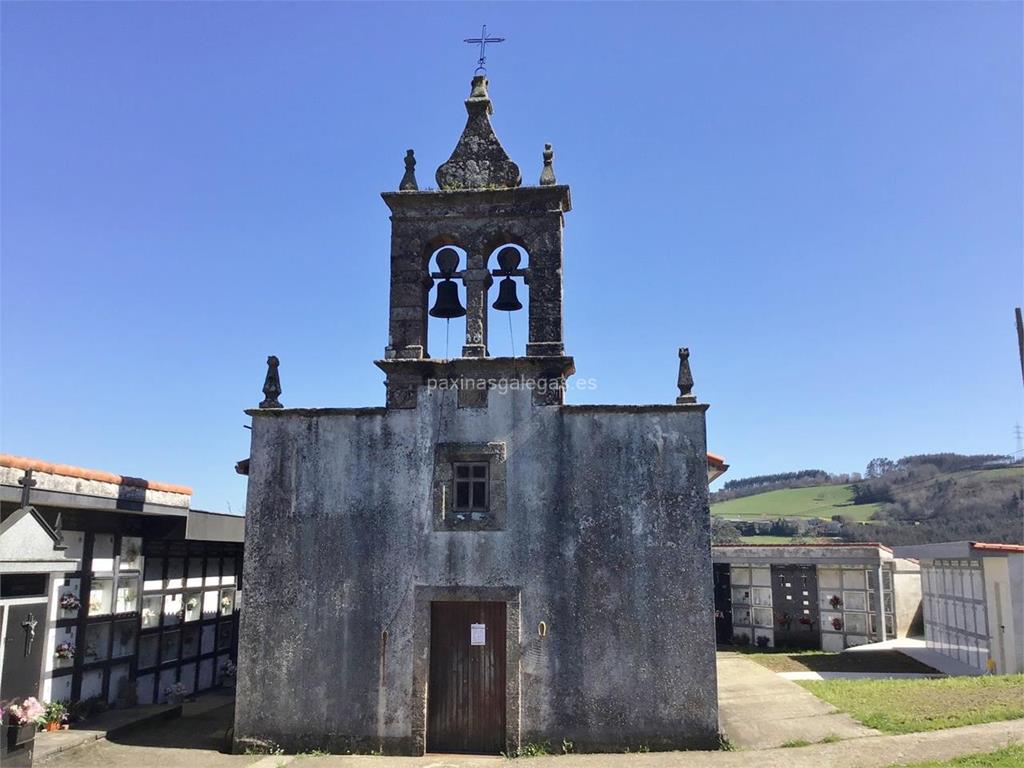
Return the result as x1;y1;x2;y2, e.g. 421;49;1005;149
0;454;192;496
972;542;1024;553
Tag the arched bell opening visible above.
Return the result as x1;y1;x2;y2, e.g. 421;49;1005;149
486;244;530;358
426;245;468;360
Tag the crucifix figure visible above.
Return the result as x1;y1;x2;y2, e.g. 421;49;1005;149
21;613;38;657
18;469;36;510
463;24;505;74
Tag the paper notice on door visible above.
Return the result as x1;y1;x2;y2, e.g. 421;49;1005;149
470;623;486;646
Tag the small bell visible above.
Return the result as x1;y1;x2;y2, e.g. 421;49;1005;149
430;279;466;318
492;277;523;312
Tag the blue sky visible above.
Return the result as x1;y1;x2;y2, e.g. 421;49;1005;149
2;2;1021;512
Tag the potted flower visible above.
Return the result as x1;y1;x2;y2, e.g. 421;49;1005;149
831;616;844;631
829;595;843;610
185;597;198;611
39;701;68;732
59;593;81;613
776;612;793;630
220;595;233;612
798;616;814;629
55;642;75;662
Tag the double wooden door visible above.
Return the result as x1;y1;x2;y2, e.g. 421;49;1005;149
427;601;506;754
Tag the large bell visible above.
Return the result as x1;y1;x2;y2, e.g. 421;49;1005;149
429;279;466;318
492;277;523;312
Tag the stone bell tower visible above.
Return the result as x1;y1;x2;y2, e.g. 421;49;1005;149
378;75;573;407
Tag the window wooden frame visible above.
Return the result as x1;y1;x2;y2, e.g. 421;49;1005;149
452;462;489;513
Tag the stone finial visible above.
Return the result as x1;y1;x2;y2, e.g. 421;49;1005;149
469;75;488;99
676;347;696;404
539;143;556;186
399;149;418;191
435;75;521;191
259;355;283;409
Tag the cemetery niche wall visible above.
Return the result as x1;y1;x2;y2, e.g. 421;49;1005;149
235;75;720;756
0;455;244;711
713;544;922;651
897;541;1024;674
1;481;77;768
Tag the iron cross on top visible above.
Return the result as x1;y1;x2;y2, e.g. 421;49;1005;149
464;25;505;74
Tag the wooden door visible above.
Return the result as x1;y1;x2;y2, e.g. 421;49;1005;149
770;564;820;649
427;601;506;754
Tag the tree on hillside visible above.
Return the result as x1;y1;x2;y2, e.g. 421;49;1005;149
865;458;896;478
711;519;744;545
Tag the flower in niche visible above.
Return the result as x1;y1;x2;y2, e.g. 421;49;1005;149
59;593;81;612
122;541;141;563
7;697;44;725
163;682;188;705
55;642;75;660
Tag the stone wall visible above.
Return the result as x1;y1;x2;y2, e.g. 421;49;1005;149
234;387;717;754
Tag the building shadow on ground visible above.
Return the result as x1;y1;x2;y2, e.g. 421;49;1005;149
106;702;235;752
721;646;940;674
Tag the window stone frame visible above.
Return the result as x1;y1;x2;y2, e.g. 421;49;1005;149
432;442;507;531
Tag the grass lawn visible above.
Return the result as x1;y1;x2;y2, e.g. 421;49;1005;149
897;745;1024;767
711;484;881;521
736;648;939;674
798;675;1024;733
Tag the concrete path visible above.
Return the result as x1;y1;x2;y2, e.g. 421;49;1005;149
716;651;879;748
285;721;1023;766
35;692;1024;768
847;638;983;677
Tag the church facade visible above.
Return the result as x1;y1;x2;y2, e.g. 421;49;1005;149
234;75;719;755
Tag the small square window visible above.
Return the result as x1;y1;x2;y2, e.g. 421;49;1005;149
433;442;506;531
453;462;488;513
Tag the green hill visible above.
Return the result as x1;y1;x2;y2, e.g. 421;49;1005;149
711;483;881;521
711;462;1022;545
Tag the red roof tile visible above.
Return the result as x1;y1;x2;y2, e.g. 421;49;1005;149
0;454;192;496
972;542;1024;553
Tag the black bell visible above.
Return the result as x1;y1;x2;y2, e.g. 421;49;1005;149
492;277;523;312
429;279;466;318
